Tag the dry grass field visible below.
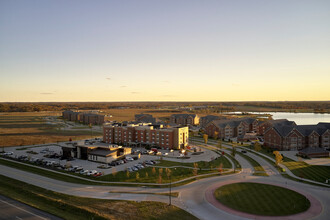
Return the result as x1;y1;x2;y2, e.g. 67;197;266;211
0;112;101;147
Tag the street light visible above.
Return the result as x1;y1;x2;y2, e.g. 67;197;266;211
168;168;176;206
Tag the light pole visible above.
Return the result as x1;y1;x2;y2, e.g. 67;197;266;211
169;171;172;206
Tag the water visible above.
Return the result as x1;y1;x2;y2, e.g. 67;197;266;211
224;112;330;125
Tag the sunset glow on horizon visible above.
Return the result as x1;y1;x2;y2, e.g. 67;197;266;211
1;0;329;102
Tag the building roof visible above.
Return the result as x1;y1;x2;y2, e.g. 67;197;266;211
212;119;244;128
201;115;220;120
171;114;197;118
88;149;117;157
267;122;330;137
299;147;329;154
272;124;296;137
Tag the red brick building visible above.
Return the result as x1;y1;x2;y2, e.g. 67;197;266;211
103;123;189;150
257;119;296;135
170;114;199;126
263;123;330;150
62;110;111;125
204;117;258;139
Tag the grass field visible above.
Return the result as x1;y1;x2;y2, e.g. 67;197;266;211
0;112;102;147
97;164;218;183
282;157;330;184
0;174;198;220
156;155;232;169
214;182;310;216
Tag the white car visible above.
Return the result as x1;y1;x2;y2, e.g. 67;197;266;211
126;157;134;161
87;170;98;176
3;152;13;155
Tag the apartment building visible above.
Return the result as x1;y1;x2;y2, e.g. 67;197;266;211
200;115;224;128
62;110;111;125
204;117;258;139
135;114;156;123
170;114;199;126
257;119;296;135
103;123;189;150
263;122;330;150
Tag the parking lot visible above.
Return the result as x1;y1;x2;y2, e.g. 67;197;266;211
1;140;219;177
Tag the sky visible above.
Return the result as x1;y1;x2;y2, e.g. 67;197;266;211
0;0;330;102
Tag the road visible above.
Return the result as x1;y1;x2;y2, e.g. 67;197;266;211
1;145;329;220
0;195;62;220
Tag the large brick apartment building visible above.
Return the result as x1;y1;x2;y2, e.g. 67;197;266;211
204;117;258;139
263;122;330;150
170;114;199;126
200;115;226;128
257;119;296;135
62;110;111;125
103;123;189;150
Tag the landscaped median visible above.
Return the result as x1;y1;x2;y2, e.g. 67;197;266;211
0;156;235;187
235;151;268;176
0;174;198;220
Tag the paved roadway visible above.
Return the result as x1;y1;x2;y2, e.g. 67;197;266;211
1;146;329;220
0;195;62;220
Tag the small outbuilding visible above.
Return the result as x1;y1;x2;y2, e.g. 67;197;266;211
298;147;330;158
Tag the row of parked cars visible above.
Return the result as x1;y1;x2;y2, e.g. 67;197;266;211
127;160;156;172
14;154;103;177
108;156;135;166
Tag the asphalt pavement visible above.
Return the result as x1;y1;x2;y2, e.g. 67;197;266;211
0;195;62;220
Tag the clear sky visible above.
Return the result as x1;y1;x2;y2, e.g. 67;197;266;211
0;0;329;102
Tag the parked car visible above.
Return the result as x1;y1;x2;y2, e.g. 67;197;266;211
3;152;13;156
93;172;103;177
126;157;134;161
87;170;98;176
80;170;89;175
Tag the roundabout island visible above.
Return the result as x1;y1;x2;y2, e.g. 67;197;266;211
214;182;310;216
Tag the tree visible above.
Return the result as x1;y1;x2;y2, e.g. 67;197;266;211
145;172;149;179
126;170;130;178
112;167;117;177
159;168;163;176
231;144;237;157
136;172;140;180
193;163;198;176
203;134;208;144
254;141;262;152
218;163;223;174
158;175;162;184
152;167;156;175
217;140;222;149
166;168;171;179
214;131;219;140
273;151;283;166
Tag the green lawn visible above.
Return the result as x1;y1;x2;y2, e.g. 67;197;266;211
282;157;330;184
214;182;310;216
97;166;218;183
0;175;198;220
156;155;232;169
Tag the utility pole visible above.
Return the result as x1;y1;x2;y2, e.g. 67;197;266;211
169;172;172;206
